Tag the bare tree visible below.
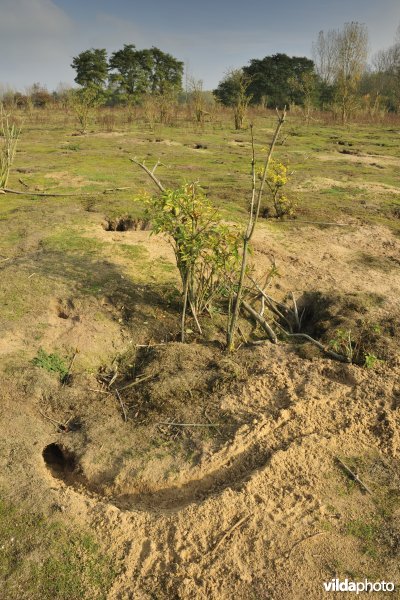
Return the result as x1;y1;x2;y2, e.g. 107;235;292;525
187;76;207;124
0;106;20;189
313;22;368;123
312;30;337;85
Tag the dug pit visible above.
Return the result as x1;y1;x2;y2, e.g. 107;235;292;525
43;443;77;481
102;216;151;232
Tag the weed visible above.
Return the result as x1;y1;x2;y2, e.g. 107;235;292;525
32;348;68;381
364;353;380;369
329;328;354;362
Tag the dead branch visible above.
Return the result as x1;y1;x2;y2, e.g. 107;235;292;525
248;276;293;332
115;389;128;422
38;408;73;432
103;187;132;193
1;187;92;197
130;157;165;193
336;457;373;494
242;300;277;343
274;321;350;362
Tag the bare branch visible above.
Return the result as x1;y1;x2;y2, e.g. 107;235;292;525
130;157;165;192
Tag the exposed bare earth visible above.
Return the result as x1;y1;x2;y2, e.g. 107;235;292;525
1;217;400;598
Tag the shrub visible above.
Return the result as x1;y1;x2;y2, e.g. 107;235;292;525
145;182;242;340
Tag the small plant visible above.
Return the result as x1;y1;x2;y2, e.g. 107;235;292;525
32;348;69;381
0;105;20;189
364;353;380;369
259;159;296;218
329;328;354;362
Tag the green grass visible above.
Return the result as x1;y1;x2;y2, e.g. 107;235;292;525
345;519;379;559
0;498;116;600
32;348;69;381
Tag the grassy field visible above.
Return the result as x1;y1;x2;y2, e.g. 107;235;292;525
1;107;400;599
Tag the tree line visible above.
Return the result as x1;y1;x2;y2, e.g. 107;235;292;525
1;21;400;126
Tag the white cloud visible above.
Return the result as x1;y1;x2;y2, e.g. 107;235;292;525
0;0;73;37
0;0;76;88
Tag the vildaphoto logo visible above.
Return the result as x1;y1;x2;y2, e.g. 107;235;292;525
323;579;396;593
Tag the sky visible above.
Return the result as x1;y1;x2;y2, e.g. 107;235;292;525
0;0;400;92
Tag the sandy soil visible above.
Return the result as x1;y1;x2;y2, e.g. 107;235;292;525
1;220;400;599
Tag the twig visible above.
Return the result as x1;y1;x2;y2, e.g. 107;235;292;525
291;292;300;331
117;374;155;391
286;531;326;558
157;421;221;427
212;514;252;553
38;408;63;427
335;457;373;494
0;257;11;263
62;348;78;385
18;178;29;189
115;389;128;422
38;408;72;432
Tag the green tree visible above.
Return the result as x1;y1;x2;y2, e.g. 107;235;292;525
71;48;108;89
243;54;315;107
148;47;184;94
109;44;153;102
108;45;183;103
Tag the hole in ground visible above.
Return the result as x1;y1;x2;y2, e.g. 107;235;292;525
102;216;151;232
43;443;77;479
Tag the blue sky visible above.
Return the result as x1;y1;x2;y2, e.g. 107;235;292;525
0;0;399;92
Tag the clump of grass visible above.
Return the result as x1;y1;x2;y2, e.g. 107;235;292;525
32;348;68;381
345;519;379;558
